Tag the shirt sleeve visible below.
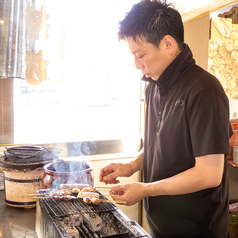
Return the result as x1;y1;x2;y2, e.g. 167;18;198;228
188;87;232;157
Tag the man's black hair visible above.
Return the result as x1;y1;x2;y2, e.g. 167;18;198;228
118;0;184;49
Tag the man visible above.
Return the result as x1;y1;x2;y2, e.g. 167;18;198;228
99;0;233;237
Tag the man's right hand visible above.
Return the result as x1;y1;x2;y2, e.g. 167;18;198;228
99;162;134;185
99;148;144;185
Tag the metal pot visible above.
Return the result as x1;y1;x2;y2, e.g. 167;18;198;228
42;160;93;189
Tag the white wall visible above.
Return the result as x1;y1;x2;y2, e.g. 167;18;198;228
184;14;210;71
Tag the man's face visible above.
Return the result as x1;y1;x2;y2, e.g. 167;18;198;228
127;36;174;81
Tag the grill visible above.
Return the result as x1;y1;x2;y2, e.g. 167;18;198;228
36;189;151;238
3;146;58;164
0;146;58;208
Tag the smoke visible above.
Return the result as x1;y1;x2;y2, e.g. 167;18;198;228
80;141;97;155
67;141;97;157
44;141;97;189
47;161;93;190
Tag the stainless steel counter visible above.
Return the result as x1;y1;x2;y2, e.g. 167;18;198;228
0;190;37;238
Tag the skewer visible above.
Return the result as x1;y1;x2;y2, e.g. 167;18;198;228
97;189;112;191
96;187;112;190
32;197;126;204
32;197;50;199
29;189;111;197
29;194;48;196
100;194;120;197
31;194;120;198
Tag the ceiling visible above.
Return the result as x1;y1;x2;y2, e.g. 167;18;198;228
167;0;238;21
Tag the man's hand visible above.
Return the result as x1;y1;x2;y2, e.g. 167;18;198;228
99;162;135;185
110;182;148;206
99;148;144;185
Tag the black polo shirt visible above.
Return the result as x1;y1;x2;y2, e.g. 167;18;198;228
143;44;232;237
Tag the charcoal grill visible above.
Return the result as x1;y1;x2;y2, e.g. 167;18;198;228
36;189;151;238
0;146;58;208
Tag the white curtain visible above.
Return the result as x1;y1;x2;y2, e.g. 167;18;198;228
0;0;47;80
0;0;28;78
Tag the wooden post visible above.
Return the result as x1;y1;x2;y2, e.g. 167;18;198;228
0;78;14;144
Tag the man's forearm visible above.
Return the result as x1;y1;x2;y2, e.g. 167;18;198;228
130;148;144;174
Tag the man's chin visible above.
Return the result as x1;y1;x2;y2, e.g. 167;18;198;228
144;74;157;81
149;76;157;81
145;74;153;79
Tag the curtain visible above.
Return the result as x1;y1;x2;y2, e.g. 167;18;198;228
0;0;48;82
0;0;28;78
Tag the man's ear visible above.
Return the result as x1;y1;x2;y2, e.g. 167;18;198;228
162;35;175;54
164;38;171;48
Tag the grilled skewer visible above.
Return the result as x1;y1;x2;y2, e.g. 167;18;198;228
30;186;119;200
59;184;94;190
91;197;100;205
82;197;100;205
52;195;77;201
32;196;126;204
83;197;92;204
59;183;112;191
29;185;121;205
77;192;100;199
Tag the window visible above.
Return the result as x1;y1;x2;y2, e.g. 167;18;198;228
1;0;141;152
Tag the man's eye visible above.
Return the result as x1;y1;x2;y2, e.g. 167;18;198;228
138;55;144;59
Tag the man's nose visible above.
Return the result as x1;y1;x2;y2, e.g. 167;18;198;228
134;57;144;70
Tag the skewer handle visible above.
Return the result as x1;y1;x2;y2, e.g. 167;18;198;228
32;197;50;199
29;194;48;196
97;189;112;191
96;187;112;190
100;199;126;204
99;194;120;197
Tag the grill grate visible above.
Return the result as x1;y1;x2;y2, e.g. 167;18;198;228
4;146;58;163
40;192;117;217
